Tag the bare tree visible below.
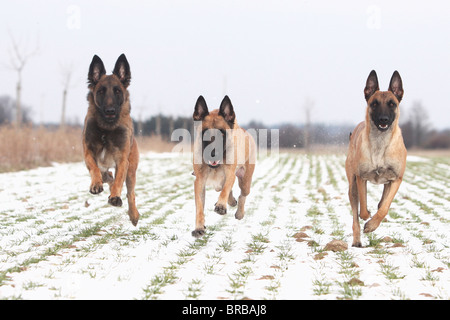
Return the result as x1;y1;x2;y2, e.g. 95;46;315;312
303;97;314;151
409;101;430;147
7;31;39;127
0;95;14;125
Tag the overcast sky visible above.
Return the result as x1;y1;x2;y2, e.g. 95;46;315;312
1;0;449;129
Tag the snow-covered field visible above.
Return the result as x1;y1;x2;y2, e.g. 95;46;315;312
0;151;449;300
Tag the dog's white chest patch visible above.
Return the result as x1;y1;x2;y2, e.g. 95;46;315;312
360;157;399;185
97;147;116;172
206;168;226;192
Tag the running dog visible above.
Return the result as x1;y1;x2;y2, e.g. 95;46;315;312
345;70;407;247
83;54;140;226
192;95;256;238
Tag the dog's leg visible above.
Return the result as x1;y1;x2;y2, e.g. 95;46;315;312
378;183;391;209
356;176;371;220
364;178;402;233
235;163;254;220
125;141;140;226
214;167;236;215
102;171;114;187
85;149;103;194
349;175;362;247
192;175;207;238
109;157;129;207
228;190;237;207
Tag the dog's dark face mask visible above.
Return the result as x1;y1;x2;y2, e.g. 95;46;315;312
364;70;403;133
87;54;131;128
94;77;124;125
202;128;226;168
369;96;397;132
193;95;236;168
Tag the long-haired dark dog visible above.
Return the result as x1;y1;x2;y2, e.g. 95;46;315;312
82;54;140;226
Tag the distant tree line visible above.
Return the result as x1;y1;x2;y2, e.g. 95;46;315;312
131;103;450;150
0;95;32;125
1;95;449;149
400;101;450;149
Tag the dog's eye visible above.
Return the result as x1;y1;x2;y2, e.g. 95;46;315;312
114;88;121;95
388;101;396;108
97;87;106;95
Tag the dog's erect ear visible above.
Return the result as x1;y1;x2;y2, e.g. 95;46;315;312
219;95;235;125
193;96;209;120
88;55;106;87
364;70;379;101
388;71;404;102
113;54;131;87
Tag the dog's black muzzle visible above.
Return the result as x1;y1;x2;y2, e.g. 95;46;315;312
375;115;393;132
103;106;119;123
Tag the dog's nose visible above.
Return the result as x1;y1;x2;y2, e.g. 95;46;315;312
379;116;389;124
105;107;116;115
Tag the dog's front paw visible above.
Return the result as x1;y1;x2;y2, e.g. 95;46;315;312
363;218;380;233
192;228;206;238
108;196;123;207
214;203;227;215
90;181;103;194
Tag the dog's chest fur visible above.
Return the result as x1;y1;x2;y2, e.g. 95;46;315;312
358;129;401;185
206;167;226;191
85;119;128;172
97;144;116;172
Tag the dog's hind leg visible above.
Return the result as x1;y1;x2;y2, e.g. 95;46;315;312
228;190;237;207
125;141;140;226
102;171;114;187
349;175;362;247
356;176;371;220
235;163;254;220
378;183;391;209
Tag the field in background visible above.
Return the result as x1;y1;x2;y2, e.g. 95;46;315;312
0;126;175;172
0;151;449;300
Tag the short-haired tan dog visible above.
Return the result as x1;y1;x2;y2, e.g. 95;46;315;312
191;95;256;238
345;70;407;247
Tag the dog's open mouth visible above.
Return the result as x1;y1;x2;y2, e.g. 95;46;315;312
378;124;389;131
104;114;117;122
208;160;221;167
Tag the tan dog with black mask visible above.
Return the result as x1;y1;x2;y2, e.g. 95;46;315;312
191;95;256;238
345;70;407;247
